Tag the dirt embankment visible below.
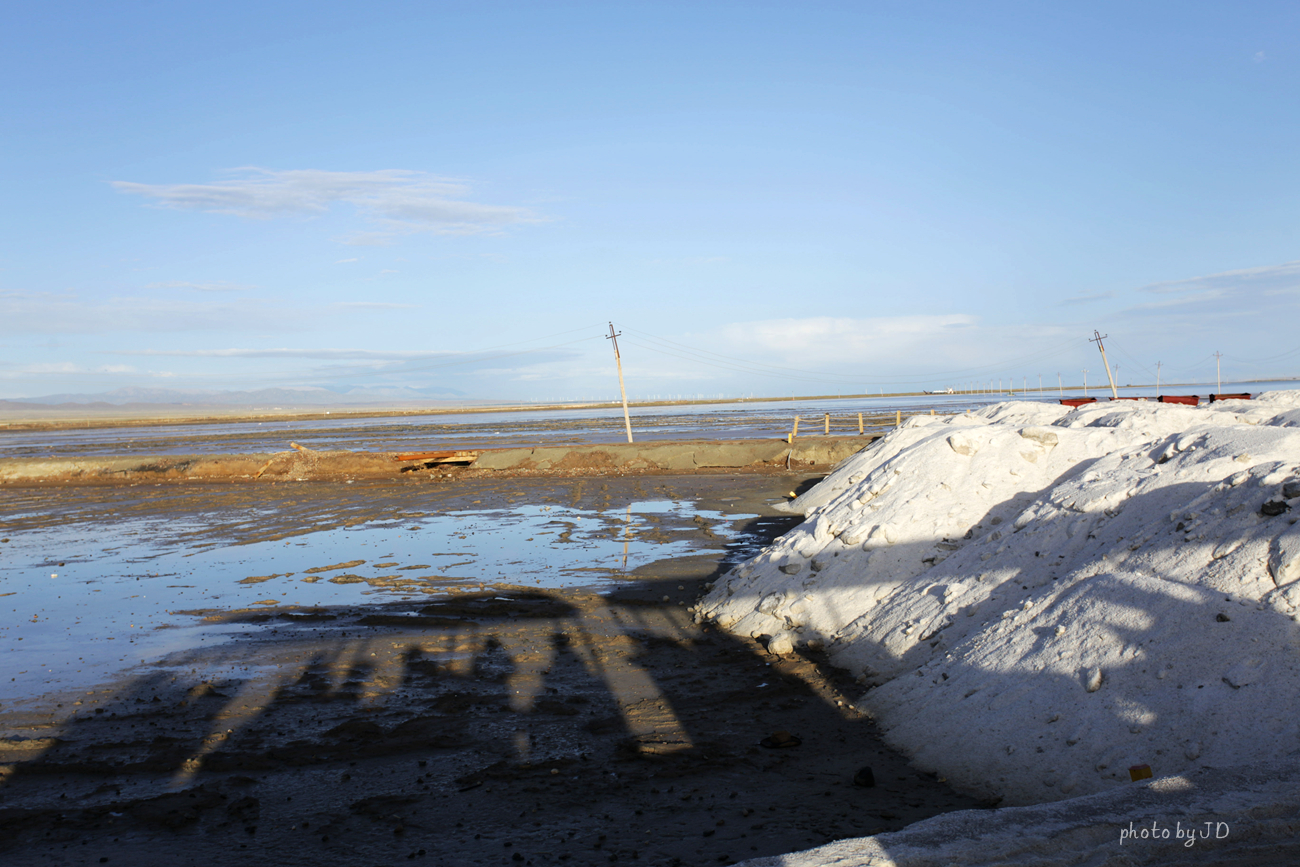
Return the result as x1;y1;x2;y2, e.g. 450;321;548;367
0;436;876;486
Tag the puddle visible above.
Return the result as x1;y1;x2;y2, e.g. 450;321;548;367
0;499;757;701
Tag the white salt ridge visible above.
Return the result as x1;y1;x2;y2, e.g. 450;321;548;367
739;755;1300;866
698;392;1300;810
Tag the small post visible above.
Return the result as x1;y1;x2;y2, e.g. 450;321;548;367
788;415;800;443
823;413;830;435
895;410;901;428
930;409;935;416
857;412;864;434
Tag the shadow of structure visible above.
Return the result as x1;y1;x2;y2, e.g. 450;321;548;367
0;481;986;867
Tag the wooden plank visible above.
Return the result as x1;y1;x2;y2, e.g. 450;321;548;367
391;450;481;463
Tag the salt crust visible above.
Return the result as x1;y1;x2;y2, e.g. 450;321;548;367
698;392;1300;811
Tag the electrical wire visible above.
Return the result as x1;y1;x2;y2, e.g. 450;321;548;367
624;326;1082;385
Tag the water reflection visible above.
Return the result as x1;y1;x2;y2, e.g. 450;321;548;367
0;498;755;700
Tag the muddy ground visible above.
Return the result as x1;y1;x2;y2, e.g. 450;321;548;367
0;474;987;866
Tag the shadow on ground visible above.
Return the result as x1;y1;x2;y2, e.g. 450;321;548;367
0;485;986;867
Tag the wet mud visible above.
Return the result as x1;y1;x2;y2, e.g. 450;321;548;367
0;475;987;866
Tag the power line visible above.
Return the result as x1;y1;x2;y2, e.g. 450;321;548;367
623;327;1081;384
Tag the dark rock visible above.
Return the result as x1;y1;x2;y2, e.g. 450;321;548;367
853;766;876;787
759;731;801;748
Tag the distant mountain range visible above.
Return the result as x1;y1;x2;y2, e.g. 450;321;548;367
0;385;468;408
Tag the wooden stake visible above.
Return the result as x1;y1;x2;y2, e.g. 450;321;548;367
858;412;864;434
824;413;830;435
895;410;901;427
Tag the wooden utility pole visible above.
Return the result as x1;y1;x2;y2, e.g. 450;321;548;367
606;322;633;443
1214;351;1223;393
1156;361;1162;397
1090;330;1119;398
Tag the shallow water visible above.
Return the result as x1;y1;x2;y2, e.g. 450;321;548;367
0;494;759;701
5;380;1295;458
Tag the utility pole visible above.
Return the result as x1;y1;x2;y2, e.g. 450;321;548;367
606;322;633;443
1090;330;1119;398
1156;361;1162;397
1057;372;1062;397
1083;369;1089;396
1214;351;1223;393
1038;373;1043;394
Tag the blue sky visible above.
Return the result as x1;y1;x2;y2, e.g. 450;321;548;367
2;1;1298;402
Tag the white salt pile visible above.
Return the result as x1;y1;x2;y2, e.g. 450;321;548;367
698;392;1300;815
741;756;1300;866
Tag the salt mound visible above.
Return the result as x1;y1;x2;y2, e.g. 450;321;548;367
698;392;1300;807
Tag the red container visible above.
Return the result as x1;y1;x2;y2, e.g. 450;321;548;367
1210;393;1251;402
1060;398;1098;408
1159;395;1200;406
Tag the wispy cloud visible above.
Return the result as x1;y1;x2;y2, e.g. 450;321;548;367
1140;260;1300;295
0;291;290;335
108;348;453;360
1120;260;1300;316
647;255;732;266
332;301;418;310
641;314;1076;385
112;168;547;240
145;280;254;292
0;362;141;380
1059;290;1115;306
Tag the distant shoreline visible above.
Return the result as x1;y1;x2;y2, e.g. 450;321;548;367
0;379;1293;433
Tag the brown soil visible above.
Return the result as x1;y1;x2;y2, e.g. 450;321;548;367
0;474;987;866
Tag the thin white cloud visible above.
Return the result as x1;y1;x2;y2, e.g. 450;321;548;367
110;348;451;360
1121;260;1300;316
647;255;732;266
335;258;360;264
1140;260;1300;295
718;314;982;359
630;314;1078;387
332;301;418;310
112;168;546;240
1059;290;1116;306
145;280;254;292
0;292;290;335
0;362;140;380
